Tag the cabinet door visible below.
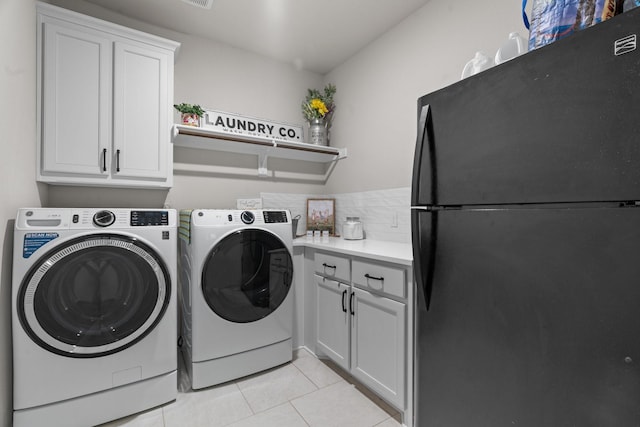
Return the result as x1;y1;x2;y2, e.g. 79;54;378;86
112;41;170;181
41;20;112;177
316;274;350;371
351;287;406;408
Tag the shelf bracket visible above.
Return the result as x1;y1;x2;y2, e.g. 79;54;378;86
257;151;269;177
257;143;276;177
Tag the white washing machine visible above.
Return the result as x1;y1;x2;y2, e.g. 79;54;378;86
179;209;294;389
12;208;178;427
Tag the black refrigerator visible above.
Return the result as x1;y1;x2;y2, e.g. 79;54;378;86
411;8;640;427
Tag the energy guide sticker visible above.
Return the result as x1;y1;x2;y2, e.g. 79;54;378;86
23;233;58;258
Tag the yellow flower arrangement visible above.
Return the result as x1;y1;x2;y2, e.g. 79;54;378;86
309;99;329;117
302;84;336;125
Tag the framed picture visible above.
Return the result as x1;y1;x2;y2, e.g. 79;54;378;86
306;198;335;235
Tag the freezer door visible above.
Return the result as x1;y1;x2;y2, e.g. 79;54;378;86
413;9;640;206
415;207;640;426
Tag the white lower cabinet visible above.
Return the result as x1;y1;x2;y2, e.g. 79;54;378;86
314;252;408;410
316;276;350;370
351;286;406;407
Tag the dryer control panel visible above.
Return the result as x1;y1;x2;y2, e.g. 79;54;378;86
263;211;288;223
192;209;290;226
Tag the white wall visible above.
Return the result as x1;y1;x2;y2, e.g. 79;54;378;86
324;0;527;193
0;0;43;425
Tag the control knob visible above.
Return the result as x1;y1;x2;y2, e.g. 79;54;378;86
93;210;116;227
241;211;255;224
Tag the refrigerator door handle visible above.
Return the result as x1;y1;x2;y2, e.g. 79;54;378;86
411;103;437;206
412;209;437;311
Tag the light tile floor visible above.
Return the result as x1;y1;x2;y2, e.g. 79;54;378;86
99;348;402;427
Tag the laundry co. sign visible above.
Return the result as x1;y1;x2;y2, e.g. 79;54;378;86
202;110;304;143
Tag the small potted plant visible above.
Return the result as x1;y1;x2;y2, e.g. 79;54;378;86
174;103;205;127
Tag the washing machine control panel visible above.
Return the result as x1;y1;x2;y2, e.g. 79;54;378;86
263;211;288;223
131;210;169;226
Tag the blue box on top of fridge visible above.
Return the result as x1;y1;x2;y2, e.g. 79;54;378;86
525;0;619;50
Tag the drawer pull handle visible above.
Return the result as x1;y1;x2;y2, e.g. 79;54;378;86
322;263;337;269
365;273;384;282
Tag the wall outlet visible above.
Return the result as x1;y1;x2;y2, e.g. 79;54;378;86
237;198;263;209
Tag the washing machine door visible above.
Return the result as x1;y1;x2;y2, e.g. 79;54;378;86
17;234;170;358
202;229;292;323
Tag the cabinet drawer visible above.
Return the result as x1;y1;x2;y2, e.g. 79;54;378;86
352;260;405;298
315;251;350;283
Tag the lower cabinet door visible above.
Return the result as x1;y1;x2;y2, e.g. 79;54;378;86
351;286;406;408
316;274;350;371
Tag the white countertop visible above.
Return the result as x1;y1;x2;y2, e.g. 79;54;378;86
293;236;413;266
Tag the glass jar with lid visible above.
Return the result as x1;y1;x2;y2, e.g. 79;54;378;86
343;217;363;240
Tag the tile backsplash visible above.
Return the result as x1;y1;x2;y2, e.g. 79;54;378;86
261;187;411;244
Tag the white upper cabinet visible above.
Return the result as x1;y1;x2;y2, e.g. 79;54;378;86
36;2;180;188
112;42;170;181
41;20;112;178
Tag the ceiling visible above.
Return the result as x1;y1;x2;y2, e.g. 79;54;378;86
82;0;431;74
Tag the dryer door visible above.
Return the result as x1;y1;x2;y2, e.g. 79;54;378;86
201;229;292;323
17;234;171;358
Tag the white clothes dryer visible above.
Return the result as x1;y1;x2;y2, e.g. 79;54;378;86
12;208;178;427
179;209;293;389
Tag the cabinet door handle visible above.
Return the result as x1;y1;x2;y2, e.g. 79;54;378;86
349;291;355;316
116;149;121;172
341;290;347;313
364;273;384;282
102;148;107;172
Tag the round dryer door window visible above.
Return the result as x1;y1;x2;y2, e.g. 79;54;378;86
17;234;171;358
202;229;292;323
